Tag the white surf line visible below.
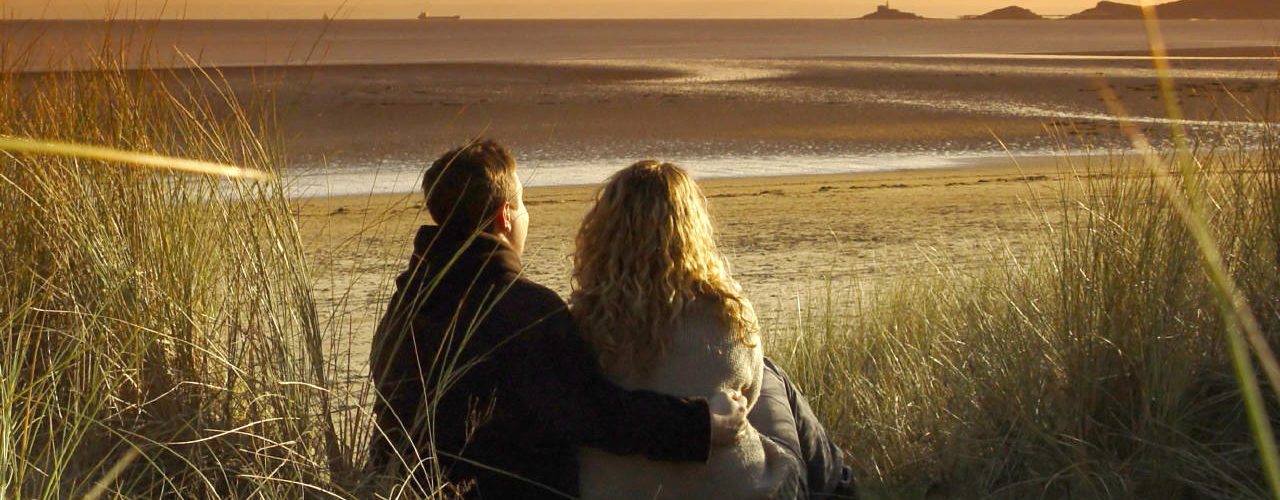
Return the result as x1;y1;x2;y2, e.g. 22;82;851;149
647;61;795;85
283;149;1086;198
553;58;1274;98
807;58;1279;81
554;59;796;85
866;91;1272;129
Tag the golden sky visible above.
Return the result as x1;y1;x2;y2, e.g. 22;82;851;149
5;1;1112;19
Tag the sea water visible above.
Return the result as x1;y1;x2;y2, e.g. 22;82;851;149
5;19;1279;194
8;19;1280;68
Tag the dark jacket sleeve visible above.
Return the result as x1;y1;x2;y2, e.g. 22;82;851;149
366;307;427;473
505;305;711;463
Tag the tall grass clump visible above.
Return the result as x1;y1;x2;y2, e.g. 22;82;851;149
769;112;1280;496
0;55;358;495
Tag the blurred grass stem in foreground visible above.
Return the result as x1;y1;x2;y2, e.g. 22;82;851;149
0;136;272;181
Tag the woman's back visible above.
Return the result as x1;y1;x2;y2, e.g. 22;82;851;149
572;161;800;498
578;299;797;499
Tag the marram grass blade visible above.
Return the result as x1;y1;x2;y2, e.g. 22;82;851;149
0;135;273;181
82;448;141;500
1139;2;1280;407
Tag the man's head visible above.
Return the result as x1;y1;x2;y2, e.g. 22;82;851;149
422;139;528;255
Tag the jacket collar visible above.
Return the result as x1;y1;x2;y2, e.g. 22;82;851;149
397;225;523;293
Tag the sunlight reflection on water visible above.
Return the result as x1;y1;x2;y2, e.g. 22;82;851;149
284;150;1092;198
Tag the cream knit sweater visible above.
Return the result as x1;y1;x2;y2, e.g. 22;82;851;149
578;299;796;499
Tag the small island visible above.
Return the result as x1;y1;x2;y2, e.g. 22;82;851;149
856;3;926;20
1066;0;1280;20
1065;1;1143;19
846;0;1280;21
963;6;1045;20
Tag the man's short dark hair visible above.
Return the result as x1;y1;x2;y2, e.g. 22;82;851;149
422;139;518;233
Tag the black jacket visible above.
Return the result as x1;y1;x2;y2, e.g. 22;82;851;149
368;226;711;498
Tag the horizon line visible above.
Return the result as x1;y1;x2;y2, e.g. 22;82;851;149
0;15;1169;22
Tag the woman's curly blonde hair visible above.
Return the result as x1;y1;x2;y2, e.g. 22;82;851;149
571;161;758;379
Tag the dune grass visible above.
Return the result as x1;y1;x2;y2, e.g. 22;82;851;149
0;54;365;496
766;118;1280;498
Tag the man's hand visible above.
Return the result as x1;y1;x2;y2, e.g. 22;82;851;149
708;390;748;446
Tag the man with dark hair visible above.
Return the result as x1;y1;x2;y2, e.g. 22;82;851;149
419;140;520;235
367;139;749;498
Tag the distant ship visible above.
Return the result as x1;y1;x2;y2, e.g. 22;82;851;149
417;10;461;20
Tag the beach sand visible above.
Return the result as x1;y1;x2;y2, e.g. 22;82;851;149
297;155;1079;364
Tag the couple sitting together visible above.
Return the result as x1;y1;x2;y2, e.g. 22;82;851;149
367;139;856;499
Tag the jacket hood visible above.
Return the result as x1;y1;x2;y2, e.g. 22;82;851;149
394;225;523;302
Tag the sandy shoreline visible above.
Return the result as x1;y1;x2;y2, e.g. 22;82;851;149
257;55;1270;167
298;155;1081;362
14;32;1272;195
16;46;1268;181
119;47;1263;198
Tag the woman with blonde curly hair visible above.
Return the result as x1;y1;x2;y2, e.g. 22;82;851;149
572;160;802;499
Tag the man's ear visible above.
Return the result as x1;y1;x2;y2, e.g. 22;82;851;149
492;201;513;234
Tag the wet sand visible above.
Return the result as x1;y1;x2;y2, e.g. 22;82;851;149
14;38;1274;193
217;53;1276;174
297;155;1081;361
11;20;1275;180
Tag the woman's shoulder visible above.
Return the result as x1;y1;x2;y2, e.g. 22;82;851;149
678;296;758;346
680;295;730;324
686;290;753;312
